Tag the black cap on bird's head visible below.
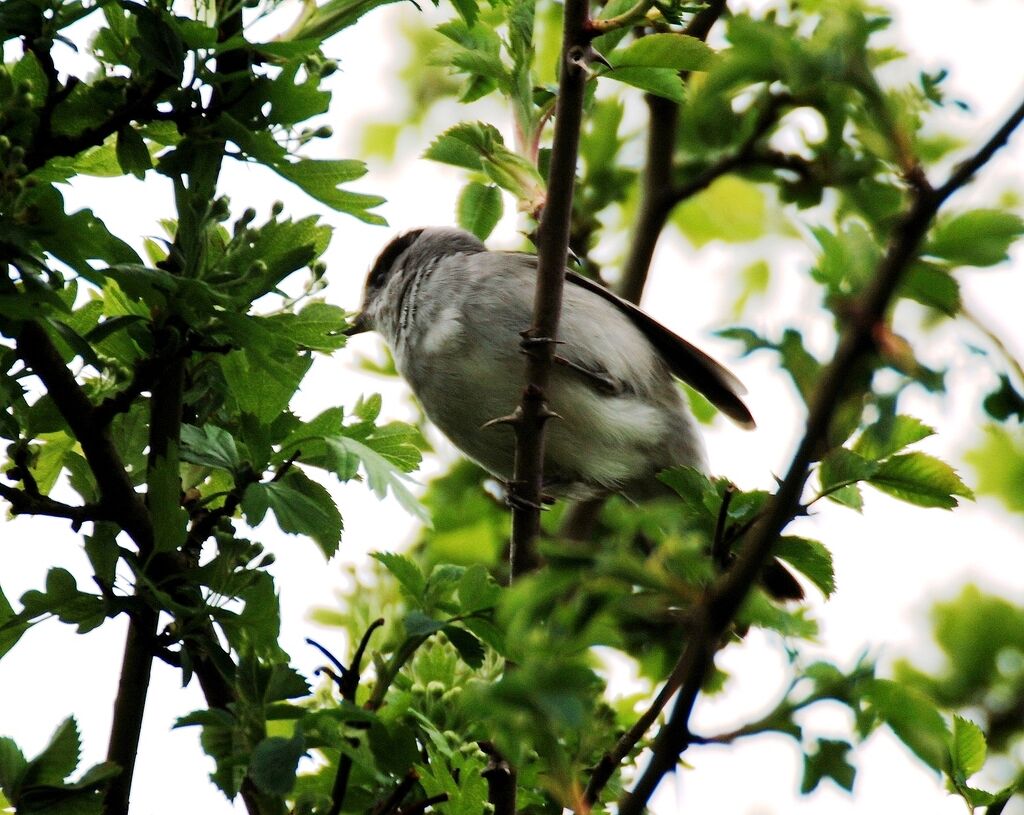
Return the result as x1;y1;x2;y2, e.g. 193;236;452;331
346;228;486;336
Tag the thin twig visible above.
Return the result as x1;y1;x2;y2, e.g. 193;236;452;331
615;90;1024;815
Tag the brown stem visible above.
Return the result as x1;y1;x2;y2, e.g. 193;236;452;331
616;90;1024;814
509;0;591;579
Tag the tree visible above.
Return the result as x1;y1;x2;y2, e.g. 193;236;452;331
1;0;1023;814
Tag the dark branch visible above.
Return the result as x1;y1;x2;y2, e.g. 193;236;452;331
374;771;419;815
615;90;1024;814
14;321;153;549
0;482;113;528
508;0;592;579
480;741;517;815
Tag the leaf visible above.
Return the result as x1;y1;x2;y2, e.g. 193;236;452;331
863;679;950;770
23;718;80;786
371;552;426;600
248;735;305;796
242;470;342;557
604;66;685;102
115;126;152;179
610;33;716;71
926;209;1024;267
819;448;878;494
457;563;500;612
965;425;1024;513
867;452;973;509
444;625;485;668
773;536;836;598
854;415;936;461
0;586;28;660
901;262;961;315
801;739;856;793
674;176;768;247
265;302;350;352
0;737;27;795
180;424;242;472
457;182;503;240
272;159;386;224
326;436;429;524
982;374;1024;422
404;610;445;637
950;715;986;780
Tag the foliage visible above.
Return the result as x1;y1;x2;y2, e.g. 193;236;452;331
1;0;1023;814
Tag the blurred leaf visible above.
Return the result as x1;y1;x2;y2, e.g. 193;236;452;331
610;33;716;71
854;415;935;461
965;425;1024;513
926;209;1024;267
248;735;305;796
801;738;855;793
372;552;426;601
773;536;835;598
674;176;768;246
864;679;950;771
982;375;1024;422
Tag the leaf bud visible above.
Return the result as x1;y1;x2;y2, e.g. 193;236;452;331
320;60;339;77
426;680;446;699
271;200;285;216
239;207;257;226
314;126;333;139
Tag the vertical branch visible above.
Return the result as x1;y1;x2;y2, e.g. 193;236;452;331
509;0;592;578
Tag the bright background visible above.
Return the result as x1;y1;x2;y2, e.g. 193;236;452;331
1;1;1023;812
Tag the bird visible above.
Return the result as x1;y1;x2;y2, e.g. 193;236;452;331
345;226;755;503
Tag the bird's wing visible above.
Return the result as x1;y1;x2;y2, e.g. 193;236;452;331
564;270;755;429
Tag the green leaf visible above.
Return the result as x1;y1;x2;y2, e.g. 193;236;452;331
444;625;485;668
180;424;242;472
867;452;973;509
950;715;986;780
674;176;768;247
219;348;312;424
927;209;1024;267
965;425;1024;513
457;182;503;240
0;586;28;660
404;610;445;637
371;552;426;600
773;536;835;598
0;737;28;796
901;262;961;315
819;448;878;494
982;374;1024;422
326;436;429;524
604;66;685;102
610;33;716;71
23;718;80;786
854;415;935;461
248;735;305;796
272;159;386;224
457;563;500;612
864;679;950;770
448;0;479;27
242;470;342;557
265;302;350;352
115;126;152;179
801;739;856;793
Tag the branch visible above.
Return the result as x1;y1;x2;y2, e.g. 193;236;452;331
508;0;592;579
14;321;153;548
480;741;517;815
0;482;113;528
584;0;654;36
615;89;1024;814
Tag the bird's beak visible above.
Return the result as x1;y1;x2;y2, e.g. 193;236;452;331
344;312;369;336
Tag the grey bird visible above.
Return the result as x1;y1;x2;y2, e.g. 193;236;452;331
346;227;755;502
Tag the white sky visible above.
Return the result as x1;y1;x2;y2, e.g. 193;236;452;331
1;1;1024;813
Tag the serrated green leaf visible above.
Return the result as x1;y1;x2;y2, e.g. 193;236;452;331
854;415;936;461
242;470;342;557
372;552;426;600
327;436;429;524
24;718;80;786
868;452;973;509
272;159;386;224
0;586;28;660
457;182;503;240
0;737;28;795
248;735;305;796
180;424;242;472
951;715;986;781
901;262;961;315
819;448;878;494
864;679;950;770
265;302;350;352
773;536;835;598
927;209;1024;267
